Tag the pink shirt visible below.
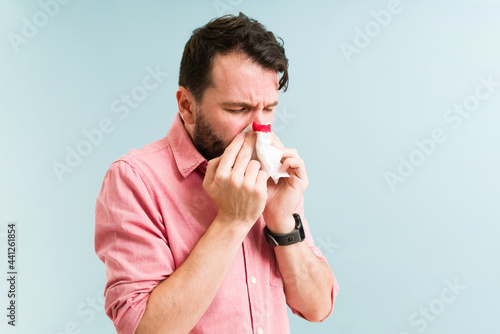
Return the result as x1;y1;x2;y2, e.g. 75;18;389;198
94;113;338;334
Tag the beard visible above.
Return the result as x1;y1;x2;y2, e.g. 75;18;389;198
192;108;228;161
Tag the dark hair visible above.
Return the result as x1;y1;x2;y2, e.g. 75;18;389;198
179;13;289;102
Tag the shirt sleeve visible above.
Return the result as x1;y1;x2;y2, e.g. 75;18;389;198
287;197;340;322
94;160;175;334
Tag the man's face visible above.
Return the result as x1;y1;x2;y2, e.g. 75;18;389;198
191;51;279;160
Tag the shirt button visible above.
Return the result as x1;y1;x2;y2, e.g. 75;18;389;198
257;327;263;334
251;276;257;284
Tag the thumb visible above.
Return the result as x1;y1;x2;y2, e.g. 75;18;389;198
203;157;221;189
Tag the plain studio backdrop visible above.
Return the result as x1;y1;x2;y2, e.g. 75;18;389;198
1;0;499;333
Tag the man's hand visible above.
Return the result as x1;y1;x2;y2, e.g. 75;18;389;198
203;132;268;228
136;132;270;334
263;132;309;233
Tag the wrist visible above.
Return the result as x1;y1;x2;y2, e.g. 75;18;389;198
212;214;254;239
264;215;296;234
264;213;306;248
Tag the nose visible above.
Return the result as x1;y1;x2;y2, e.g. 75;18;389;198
253;110;264;124
252;107;273;125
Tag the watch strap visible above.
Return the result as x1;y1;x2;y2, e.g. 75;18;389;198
264;213;305;247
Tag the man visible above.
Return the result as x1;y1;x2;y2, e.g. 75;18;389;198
95;13;338;334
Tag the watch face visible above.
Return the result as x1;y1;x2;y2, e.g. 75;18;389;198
293;214;306;241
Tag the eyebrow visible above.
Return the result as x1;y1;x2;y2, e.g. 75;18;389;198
221;100;279;109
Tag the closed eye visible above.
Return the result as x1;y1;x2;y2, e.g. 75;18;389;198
227;108;247;113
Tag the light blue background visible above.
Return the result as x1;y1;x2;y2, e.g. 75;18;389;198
1;0;499;333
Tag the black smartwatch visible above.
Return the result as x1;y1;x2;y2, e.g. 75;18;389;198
264;213;306;247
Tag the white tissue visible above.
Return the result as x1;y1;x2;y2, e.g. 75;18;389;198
242;123;290;184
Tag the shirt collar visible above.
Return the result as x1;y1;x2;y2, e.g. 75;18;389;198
167;113;207;178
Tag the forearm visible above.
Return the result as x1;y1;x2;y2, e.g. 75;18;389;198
136;216;249;334
274;240;333;322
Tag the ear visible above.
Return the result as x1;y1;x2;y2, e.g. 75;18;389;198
176;86;196;125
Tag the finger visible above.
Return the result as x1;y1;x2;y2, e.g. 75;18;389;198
218;133;246;173
279;157;307;180
243;160;261;187
256;169;269;191
279;148;299;159
279;157;303;171
232;131;256;175
270;131;285;149
203;157;221;188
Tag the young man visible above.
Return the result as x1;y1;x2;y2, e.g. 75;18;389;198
95;13;338;334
